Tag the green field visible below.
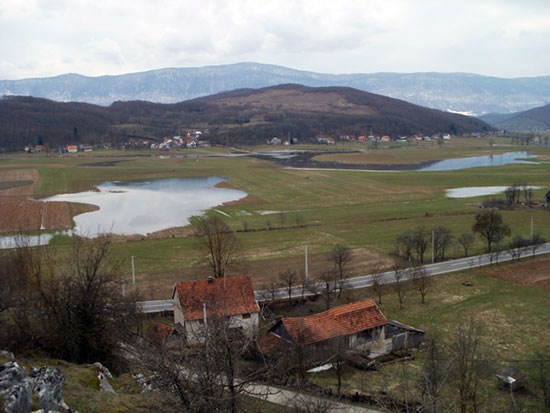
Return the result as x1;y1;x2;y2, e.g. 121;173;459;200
1;139;549;298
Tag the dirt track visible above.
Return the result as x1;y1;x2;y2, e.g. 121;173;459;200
483;256;550;289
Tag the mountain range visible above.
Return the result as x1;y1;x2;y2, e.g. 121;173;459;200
1;62;549;115
0;84;491;149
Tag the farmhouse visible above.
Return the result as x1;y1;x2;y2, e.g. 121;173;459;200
257;299;424;363
257;299;387;362
172;276;260;344
66;145;78;153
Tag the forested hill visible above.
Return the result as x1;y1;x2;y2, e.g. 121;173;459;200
0;85;492;150
481;104;550;131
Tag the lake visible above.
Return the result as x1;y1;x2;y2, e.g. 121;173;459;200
43;177;247;237
420;151;537;171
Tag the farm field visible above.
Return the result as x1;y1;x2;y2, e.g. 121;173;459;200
0;138;549;299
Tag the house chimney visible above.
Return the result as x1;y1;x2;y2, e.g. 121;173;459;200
207;276;214;283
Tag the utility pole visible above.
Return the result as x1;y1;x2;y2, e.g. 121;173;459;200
131;255;136;299
304;244;309;282
530;216;534;241
431;230;435;264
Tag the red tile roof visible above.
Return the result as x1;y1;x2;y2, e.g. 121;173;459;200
173;276;259;321
281;299;387;345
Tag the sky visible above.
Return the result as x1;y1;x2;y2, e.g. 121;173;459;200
1;0;549;80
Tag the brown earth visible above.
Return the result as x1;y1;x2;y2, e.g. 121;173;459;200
483;256;550;289
0;168;89;233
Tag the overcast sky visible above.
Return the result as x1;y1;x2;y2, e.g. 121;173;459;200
1;0;549;80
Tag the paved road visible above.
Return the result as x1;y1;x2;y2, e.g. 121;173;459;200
137;242;550;313
246;382;380;412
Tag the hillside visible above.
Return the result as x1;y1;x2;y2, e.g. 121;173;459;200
0;85;491;149
1;62;550;114
487;104;550;131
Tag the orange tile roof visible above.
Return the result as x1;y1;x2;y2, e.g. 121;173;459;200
281;299;387;345
173;276;259;321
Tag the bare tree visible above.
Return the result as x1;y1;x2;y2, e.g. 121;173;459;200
432;226;453;262
331;244;352;281
522;184;533;206
316;269;338;310
529;233;546;258
395;231;414;261
194;216;239;278
412;226;430;262
392;260;408;310
278;211;286;228
279;269;298;305
411;264;431;304
507;234;530;261
293;213;305;228
1;236;136;366
136;309;274;413
472;209;511;252
504;184;521;206
418;337;453;413
449;319;490;413
330;336;347;397
369;262;385;304
259;282;280;307
457;233;475;257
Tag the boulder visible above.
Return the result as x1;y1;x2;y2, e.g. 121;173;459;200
29;367;65;411
0;362;32;413
0;362;77;413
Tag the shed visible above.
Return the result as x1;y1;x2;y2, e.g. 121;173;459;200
496;366;526;392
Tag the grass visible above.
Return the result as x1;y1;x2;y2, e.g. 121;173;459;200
1;139;549;293
0;354;173;413
295;257;550;412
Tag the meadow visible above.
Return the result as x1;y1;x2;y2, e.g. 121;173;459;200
0;138;549;299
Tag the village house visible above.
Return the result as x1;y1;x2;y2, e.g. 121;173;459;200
172;276;260;345
257;299;424;364
316;137;335;145
79;144;93;152
66;144;78;153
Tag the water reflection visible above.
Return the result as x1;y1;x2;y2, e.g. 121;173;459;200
420;152;536;171
43;177;247;237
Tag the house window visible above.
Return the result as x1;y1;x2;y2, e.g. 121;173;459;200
242;313;251;319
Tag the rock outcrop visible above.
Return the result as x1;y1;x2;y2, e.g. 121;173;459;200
0;361;77;413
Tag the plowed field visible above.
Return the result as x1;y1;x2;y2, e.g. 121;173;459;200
483;256;550;289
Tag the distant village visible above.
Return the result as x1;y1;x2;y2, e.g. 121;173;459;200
23;129;505;153
269;131;502;146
